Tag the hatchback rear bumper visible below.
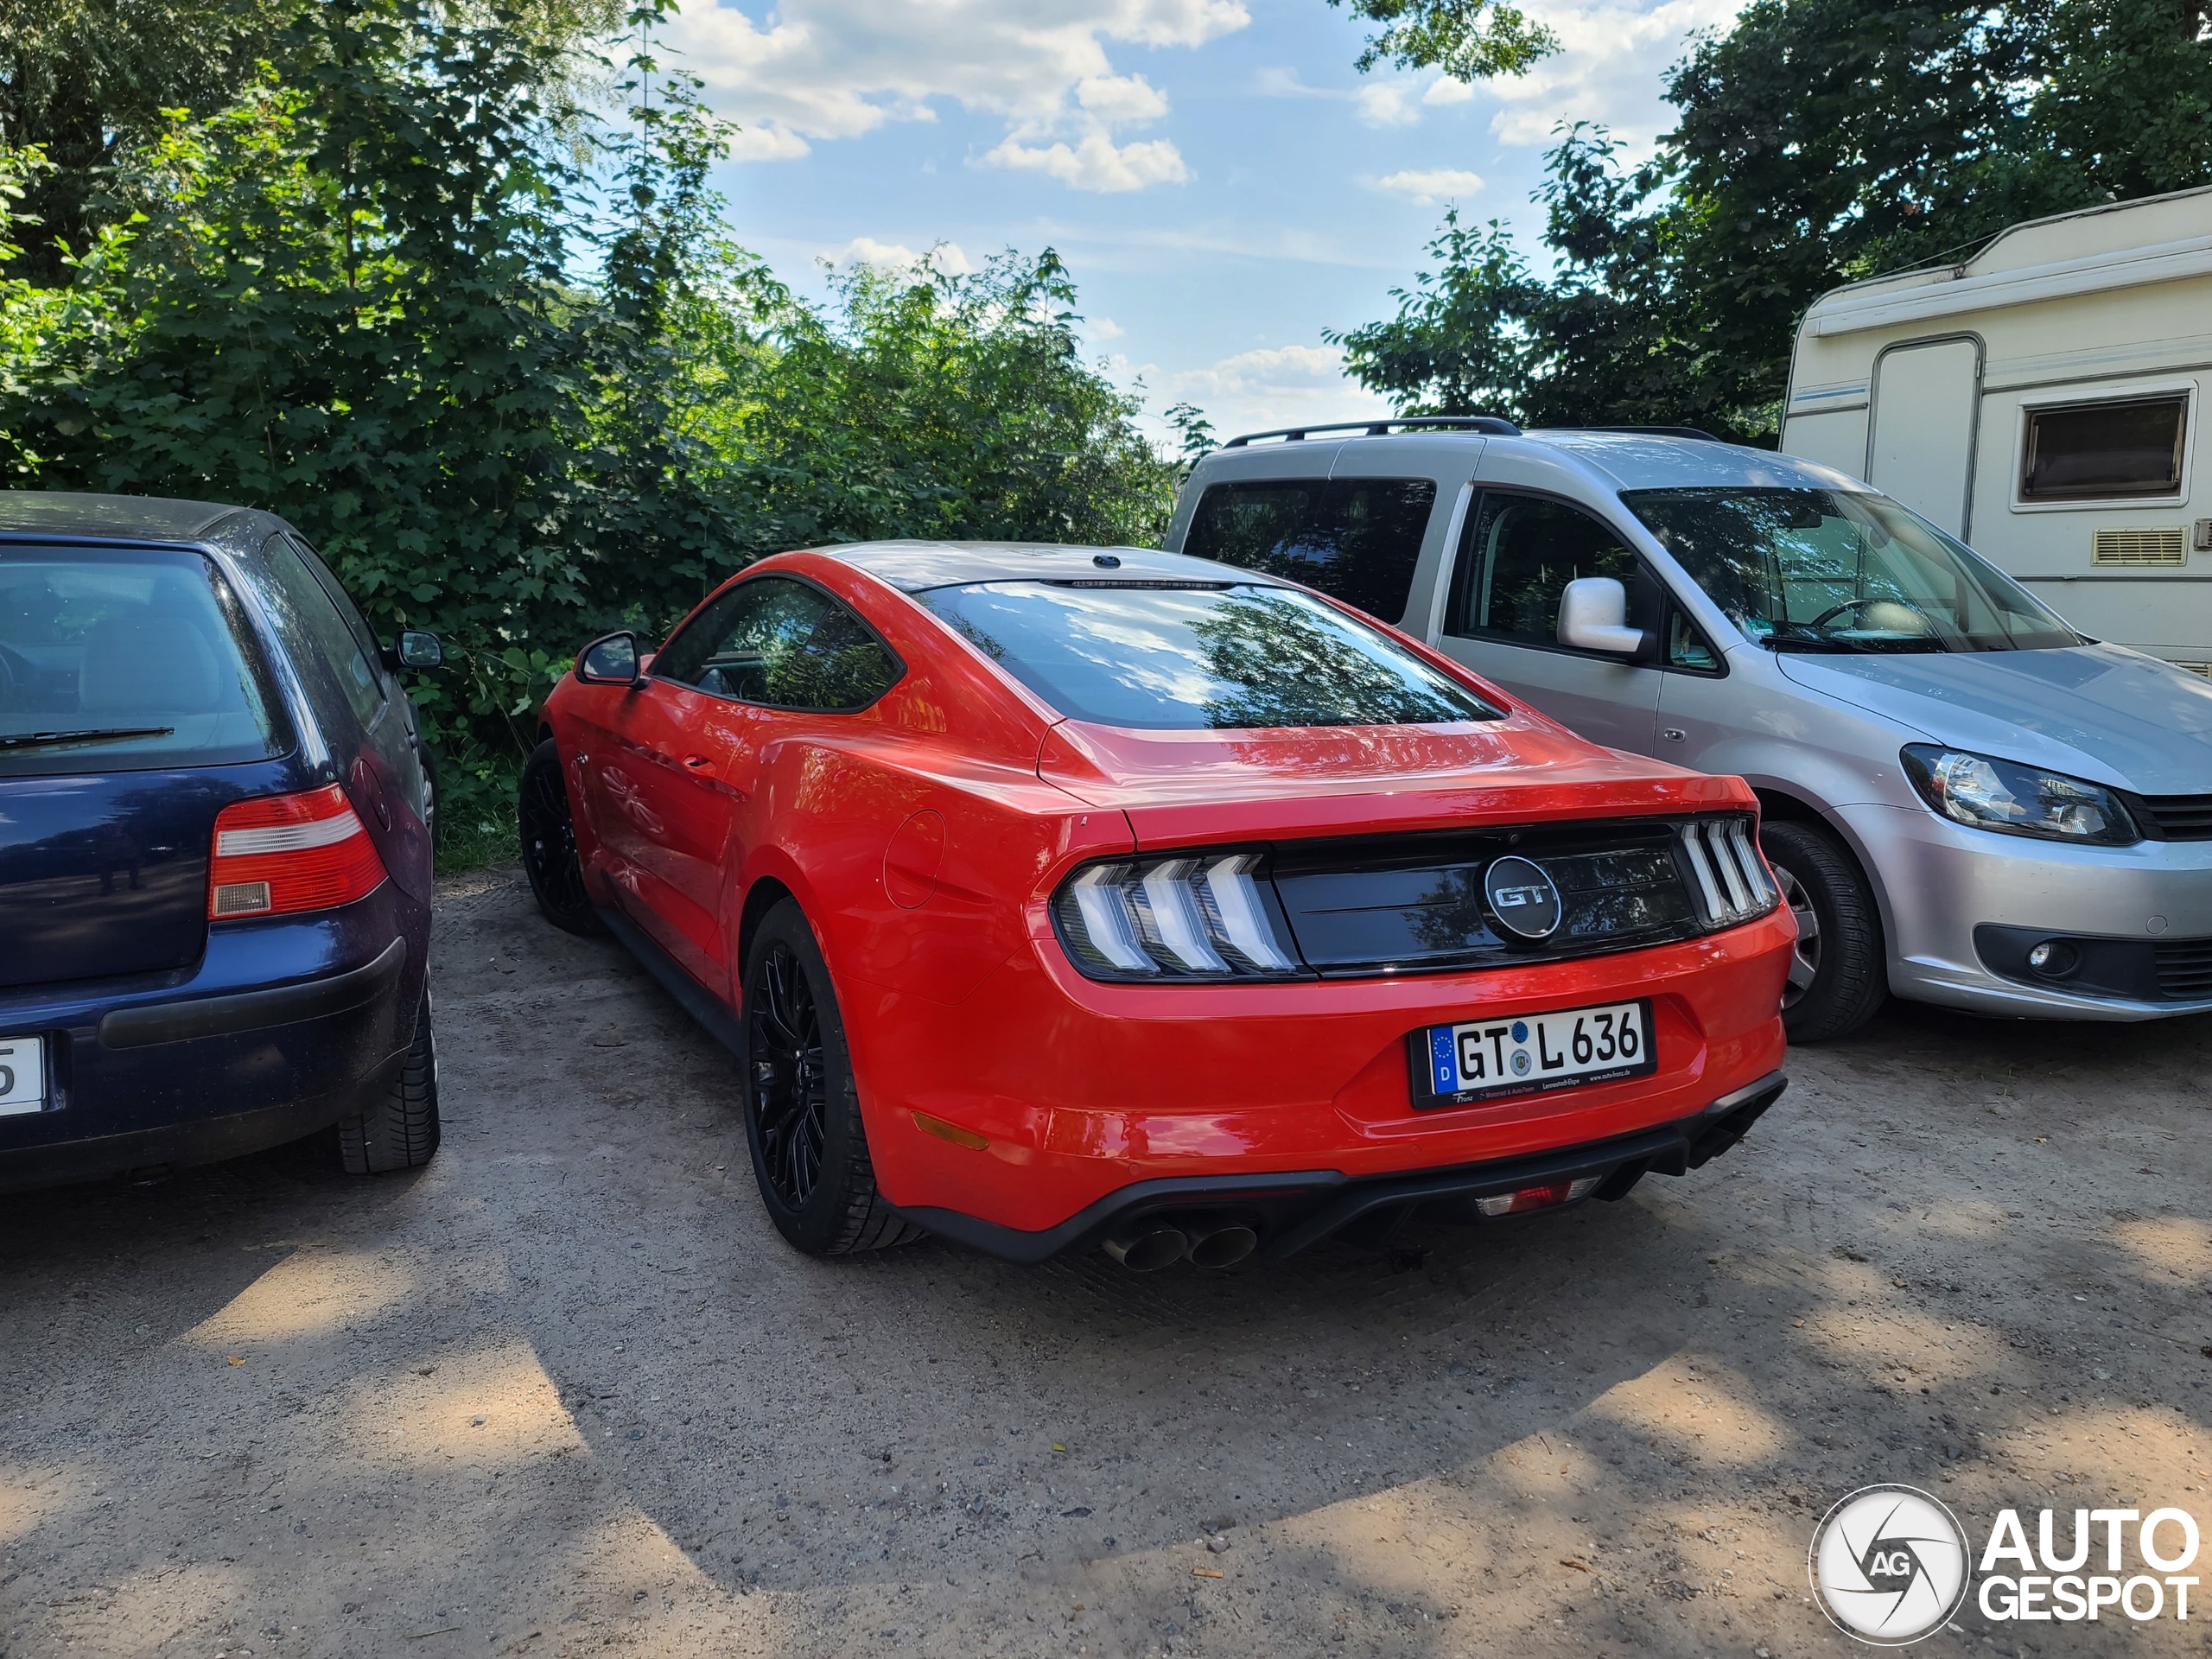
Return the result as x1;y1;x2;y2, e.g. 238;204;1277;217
0;887;425;1191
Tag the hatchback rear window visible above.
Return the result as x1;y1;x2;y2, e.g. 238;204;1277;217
918;581;1500;730
0;545;288;775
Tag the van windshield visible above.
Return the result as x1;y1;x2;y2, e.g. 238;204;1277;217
0;545;289;776
918;581;1501;730
1621;487;2078;653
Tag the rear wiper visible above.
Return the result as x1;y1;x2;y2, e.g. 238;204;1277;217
0;725;175;752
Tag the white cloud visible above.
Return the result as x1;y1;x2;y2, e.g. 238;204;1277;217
1485;0;1750;151
827;237;974;274
1374;167;1485;205
1352;81;1421;127
669;0;1243;190
1089;316;1127;339
1422;75;1477;106
983;133;1192;193
1143;344;1390;444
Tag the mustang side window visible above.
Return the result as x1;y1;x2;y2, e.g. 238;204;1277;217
653;576;901;711
1451;494;1645;648
1184;477;1437;626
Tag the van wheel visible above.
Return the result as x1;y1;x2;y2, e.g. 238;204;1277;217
741;899;921;1256
1760;821;1886;1042
518;739;604;936
341;984;441;1173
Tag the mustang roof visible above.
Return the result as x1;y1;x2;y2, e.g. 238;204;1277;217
817;540;1274;593
0;491;248;541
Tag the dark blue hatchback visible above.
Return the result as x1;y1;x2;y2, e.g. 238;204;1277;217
0;492;442;1188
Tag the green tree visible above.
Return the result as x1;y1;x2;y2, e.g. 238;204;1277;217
1337;0;2212;441
1325;0;1556;80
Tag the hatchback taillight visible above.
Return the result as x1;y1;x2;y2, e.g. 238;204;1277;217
207;784;387;919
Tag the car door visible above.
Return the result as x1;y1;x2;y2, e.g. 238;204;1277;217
588;574;904;998
1436;491;1666;754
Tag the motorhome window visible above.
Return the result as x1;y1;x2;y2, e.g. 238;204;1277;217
2019;395;2187;502
1624;487;2078;654
1183;477;1436;626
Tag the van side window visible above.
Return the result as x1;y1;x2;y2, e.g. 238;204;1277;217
1450;493;1641;648
1183;477;1436;626
2019;395;2187;501
1666;612;1719;671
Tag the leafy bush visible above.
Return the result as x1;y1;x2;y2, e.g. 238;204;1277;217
0;0;1175;866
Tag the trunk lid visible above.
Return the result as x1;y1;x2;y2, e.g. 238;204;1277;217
1038;715;1755;848
0;769;234;988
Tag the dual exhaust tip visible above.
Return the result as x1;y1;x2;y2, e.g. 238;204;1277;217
1101;1218;1258;1272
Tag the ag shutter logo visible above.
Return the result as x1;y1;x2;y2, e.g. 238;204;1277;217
1484;855;1562;941
1810;1485;1972;1645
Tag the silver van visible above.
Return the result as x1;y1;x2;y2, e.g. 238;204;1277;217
1165;419;2212;1039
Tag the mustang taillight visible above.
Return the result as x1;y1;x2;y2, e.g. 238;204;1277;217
1676;816;1778;929
1052;852;1305;982
207;784;388;919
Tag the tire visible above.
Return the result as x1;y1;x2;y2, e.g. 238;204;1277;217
1760;819;1887;1043
518;738;604;937
741;899;920;1256
340;983;441;1173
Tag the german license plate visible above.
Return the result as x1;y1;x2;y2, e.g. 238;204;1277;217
0;1035;43;1117
1408;999;1654;1109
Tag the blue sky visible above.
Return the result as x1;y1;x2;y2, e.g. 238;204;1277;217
666;0;1745;444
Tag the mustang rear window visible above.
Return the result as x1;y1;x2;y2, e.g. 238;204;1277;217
0;545;288;776
918;581;1501;730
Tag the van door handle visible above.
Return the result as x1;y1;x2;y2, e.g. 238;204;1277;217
682;754;716;772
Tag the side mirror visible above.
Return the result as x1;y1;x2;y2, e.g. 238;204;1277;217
1557;577;1648;657
385;629;443;670
576;630;642;685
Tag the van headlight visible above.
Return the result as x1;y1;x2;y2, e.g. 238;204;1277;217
1901;745;2139;846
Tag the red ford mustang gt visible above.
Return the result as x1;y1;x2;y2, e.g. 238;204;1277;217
522;542;1793;1268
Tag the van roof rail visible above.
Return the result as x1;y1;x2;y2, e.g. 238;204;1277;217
1220;415;1522;448
1567;424;1725;442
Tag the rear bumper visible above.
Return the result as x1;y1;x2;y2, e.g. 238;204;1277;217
0;886;425;1191
905;1070;1788;1262
846;904;1796;1243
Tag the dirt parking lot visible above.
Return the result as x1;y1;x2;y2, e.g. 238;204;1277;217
3;868;2208;1659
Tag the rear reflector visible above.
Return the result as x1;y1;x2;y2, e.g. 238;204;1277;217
208;784;387;919
1475;1176;1601;1217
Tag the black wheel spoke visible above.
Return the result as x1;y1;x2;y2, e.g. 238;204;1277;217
748;941;829;1210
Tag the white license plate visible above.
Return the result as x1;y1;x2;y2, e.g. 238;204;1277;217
1408;999;1655;1109
0;1035;43;1117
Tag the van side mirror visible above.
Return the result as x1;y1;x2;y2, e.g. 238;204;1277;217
385;629;443;671
1557;577;1649;657
576;631;642;685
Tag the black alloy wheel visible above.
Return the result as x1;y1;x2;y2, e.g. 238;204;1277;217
739;899;920;1256
518;738;604;936
748;939;827;1211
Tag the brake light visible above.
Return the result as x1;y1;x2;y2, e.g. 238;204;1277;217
208;784;387;919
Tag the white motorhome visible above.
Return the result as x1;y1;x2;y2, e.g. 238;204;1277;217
1780;185;2212;671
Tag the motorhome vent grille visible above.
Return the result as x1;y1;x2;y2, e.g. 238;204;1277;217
2175;661;2212;679
2091;527;2186;567
2196;518;2212;552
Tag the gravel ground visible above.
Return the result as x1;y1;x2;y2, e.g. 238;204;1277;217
2;866;2208;1659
